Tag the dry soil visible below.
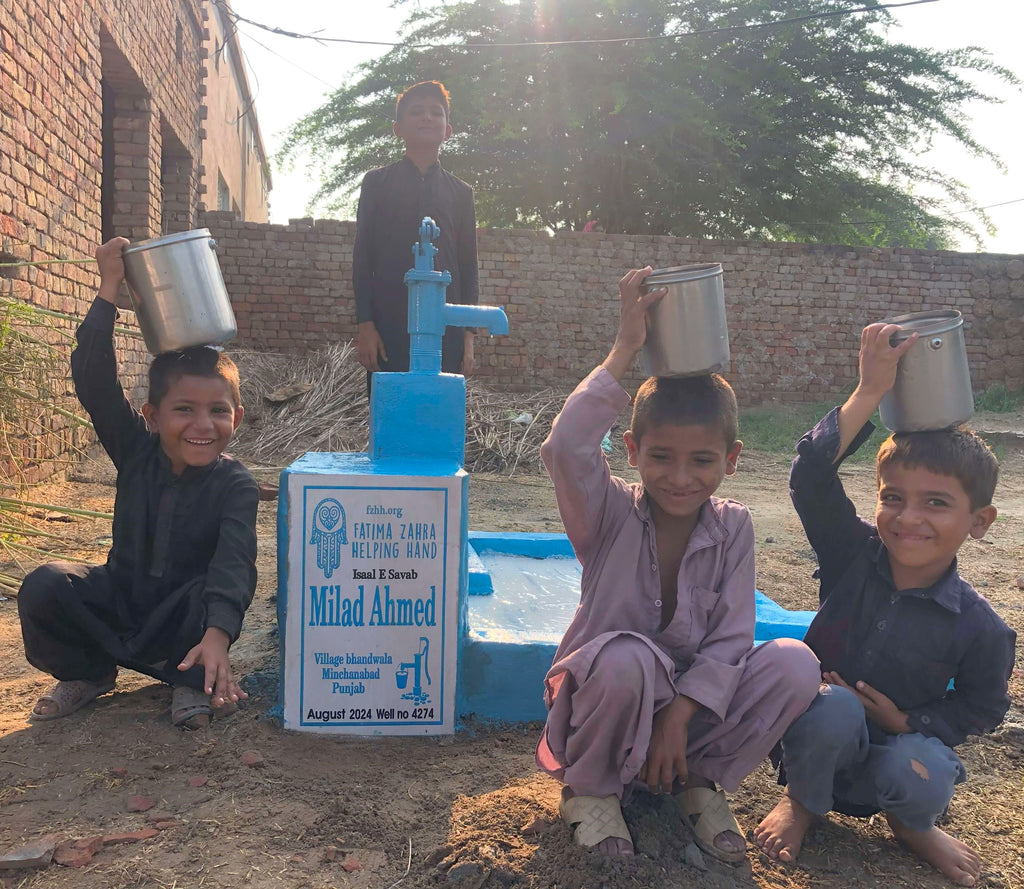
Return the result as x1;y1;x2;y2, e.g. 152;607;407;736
0;436;1021;889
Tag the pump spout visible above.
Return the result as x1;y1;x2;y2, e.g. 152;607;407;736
444;303;509;336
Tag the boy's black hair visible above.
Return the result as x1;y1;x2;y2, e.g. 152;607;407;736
395;81;451;122
876;426;998;510
630;374;738;448
147;347;242;409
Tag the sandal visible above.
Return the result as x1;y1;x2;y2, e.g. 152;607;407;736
559;793;633;852
171;685;212;730
30;674;117;722
675;786;747;863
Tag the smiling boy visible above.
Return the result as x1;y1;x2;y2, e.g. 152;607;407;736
753;323;1016;887
17;237;258;729
536;268;820;861
352;80;479;393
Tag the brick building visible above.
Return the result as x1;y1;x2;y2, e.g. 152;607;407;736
201;0;270;221
1;0;208;481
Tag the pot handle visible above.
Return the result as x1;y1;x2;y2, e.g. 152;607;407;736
208;238;218;252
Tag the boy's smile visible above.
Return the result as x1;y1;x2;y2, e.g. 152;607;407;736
875;463;996;590
142;374;242;475
625;423;741;523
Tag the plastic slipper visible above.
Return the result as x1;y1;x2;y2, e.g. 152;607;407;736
30;675;116;722
559;793;633;850
171;685;212;730
675;786;747;863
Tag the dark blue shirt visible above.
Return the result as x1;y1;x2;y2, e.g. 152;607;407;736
793;409;1015;748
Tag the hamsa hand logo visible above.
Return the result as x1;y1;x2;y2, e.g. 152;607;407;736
310;498;347;578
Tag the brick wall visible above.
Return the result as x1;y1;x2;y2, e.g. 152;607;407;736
206;213;1024;404
1;0;205;483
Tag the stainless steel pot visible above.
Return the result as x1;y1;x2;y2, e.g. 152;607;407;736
122;229;237;355
879;309;974;432
640;263;730;377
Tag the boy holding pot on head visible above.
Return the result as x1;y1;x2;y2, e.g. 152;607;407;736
352;80;479;394
754;323;1015;887
536;267;821;860
17;237;259;730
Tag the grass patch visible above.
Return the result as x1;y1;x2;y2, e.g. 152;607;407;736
740;401;889;462
974;384;1024;413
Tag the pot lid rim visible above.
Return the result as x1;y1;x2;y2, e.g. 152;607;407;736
123;228;213;254
884;308;963;338
643;263;723;285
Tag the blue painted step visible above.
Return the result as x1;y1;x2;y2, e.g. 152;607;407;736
459;532;817;724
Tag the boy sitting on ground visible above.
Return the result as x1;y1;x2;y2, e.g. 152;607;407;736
536;267;821;861
753;323;1016;887
18;237;259;730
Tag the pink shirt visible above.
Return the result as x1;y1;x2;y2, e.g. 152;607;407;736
540;367;756;722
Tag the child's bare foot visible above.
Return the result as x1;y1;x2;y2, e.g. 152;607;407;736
885;815;981;887
560;788;634;857
753;791;816;862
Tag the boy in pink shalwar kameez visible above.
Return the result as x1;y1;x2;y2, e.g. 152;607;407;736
536;268;821;861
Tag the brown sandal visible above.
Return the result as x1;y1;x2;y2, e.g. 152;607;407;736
171;685;212;730
30;674;117;722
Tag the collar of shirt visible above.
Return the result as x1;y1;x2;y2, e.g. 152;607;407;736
400;155;442;178
155;442;222;484
870;539;964;613
632;486;729;550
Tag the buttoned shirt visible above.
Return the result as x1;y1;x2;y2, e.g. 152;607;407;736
793;409;1015;747
540;367;756;721
71;298;259;641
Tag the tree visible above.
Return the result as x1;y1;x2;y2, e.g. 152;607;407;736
278;0;1016;247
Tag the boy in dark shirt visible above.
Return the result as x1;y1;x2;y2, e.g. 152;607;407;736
17;237;259;729
753;323;1015;886
352;80;479;393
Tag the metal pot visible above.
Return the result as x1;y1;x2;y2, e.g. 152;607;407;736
879;309;974;432
640;263;730;377
122;229;237;355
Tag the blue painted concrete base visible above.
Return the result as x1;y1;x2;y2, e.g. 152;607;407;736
459;531;817;724
369;372;467;465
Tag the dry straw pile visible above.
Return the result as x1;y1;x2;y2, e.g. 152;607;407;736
230;344;572;475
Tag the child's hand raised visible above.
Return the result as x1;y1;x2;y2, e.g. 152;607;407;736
601;267;667;381
95;237;130;305
856;322;918;400
614;267;667;354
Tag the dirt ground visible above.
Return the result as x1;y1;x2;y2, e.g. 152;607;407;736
1;433;1022;889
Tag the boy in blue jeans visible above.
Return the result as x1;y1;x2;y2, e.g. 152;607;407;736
754;323;1016;886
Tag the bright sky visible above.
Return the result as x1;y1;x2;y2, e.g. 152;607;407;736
231;0;1023;254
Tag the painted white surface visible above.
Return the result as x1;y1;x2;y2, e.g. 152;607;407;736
468;554;581;644
282;472;462;735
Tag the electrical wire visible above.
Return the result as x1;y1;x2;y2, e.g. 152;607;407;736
220;0;939;51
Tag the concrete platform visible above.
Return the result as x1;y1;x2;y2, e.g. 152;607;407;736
458;531;817;723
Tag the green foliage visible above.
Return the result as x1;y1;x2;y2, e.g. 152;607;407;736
974;384;1024;413
740;402;887;461
280;0;1016;247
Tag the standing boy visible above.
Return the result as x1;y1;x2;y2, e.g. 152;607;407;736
536;268;821;860
18;237;259;730
754;323;1016;887
352;80;479;392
